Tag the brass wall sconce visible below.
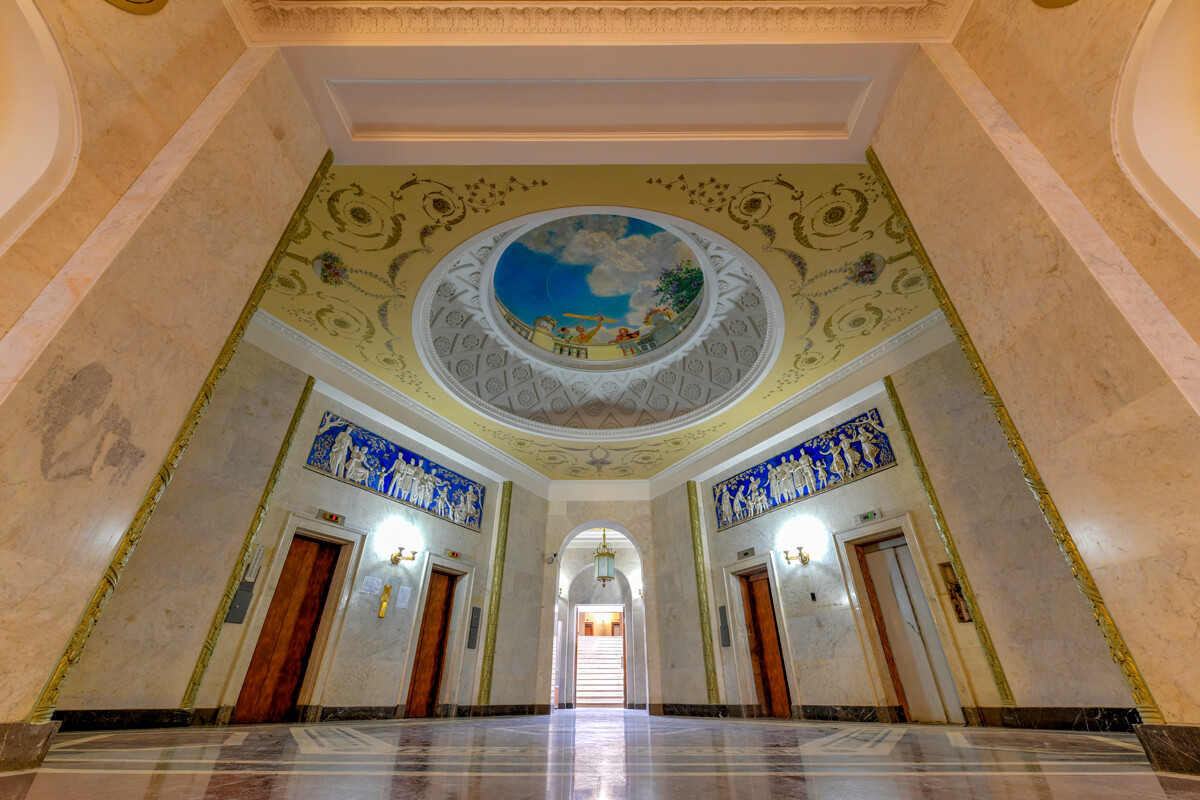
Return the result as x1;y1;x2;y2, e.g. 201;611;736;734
391;547;417;564
783;547;810;565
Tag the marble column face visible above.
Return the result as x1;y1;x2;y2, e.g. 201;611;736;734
953;0;1200;343
872;48;1200;721
0;50;327;723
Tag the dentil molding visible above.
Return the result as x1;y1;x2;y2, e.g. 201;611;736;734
226;0;970;45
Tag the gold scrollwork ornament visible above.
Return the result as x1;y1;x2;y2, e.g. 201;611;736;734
105;0;169;14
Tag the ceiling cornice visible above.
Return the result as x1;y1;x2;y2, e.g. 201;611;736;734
226;0;971;45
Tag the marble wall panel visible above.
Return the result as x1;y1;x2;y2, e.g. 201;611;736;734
2;0;245;334
704;395;962;710
487;485;549;706
196;391;499;712
649;485;710;705
0;52;326;723
56;343;307;710
872;48;1200;721
891;343;1129;707
953;0;1200;341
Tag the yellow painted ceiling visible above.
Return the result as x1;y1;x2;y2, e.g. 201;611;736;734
261;164;936;479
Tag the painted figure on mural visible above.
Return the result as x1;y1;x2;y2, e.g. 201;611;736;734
329;427;353;478
434;485;451;517
814;460;829;490
718;483;733;527
732;485;747;520
461;484;480;525
796;450;818;496
344;445;371;485
837;432;862;478
854;420;885;469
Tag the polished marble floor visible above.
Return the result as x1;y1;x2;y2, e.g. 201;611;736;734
3;710;1198;799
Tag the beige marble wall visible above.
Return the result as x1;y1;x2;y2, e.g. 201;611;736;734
703;394;984;711
56;343;308;710
195;390;499;712
953;0;1200;342
486;483;548;706
873;48;1200;721
649;485;710;705
1;0;245;333
0;50;326;724
891;344;1130;707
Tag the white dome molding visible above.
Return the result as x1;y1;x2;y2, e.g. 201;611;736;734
414;208;783;442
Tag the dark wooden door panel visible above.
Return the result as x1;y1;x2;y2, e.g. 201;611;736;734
232;536;339;724
740;569;791;719
404;570;458;718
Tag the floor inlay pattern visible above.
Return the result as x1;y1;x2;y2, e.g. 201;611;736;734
3;710;1198;799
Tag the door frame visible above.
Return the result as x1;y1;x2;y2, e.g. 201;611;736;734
570;603;625;707
398;552;475;715
720;553;799;716
833;512;977;718
221;512;365;719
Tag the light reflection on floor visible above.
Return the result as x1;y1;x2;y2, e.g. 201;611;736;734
3;709;1198;800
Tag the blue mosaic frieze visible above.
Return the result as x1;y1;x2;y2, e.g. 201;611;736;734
713;408;896;531
305;411;485;532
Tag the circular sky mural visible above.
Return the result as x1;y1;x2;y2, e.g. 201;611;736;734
493;214;703;358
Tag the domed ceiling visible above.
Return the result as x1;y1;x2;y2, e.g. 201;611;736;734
419;208;778;437
258;164;939;479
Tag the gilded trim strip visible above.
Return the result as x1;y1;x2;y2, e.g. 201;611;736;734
180;376;315;710
884;376;1015;706
687;481;720;705
866;147;1162;724
477;481;513;706
105;0;170;14
27;150;334;724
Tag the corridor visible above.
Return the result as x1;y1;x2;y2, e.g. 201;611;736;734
2;711;1196;800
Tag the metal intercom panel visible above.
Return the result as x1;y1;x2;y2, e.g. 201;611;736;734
718;604;731;648
466;605;483;649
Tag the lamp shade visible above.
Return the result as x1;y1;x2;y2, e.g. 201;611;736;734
594;531;616;587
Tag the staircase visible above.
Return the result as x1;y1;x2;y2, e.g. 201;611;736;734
575;636;624;707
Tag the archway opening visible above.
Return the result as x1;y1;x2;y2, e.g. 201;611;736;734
550;525;647;713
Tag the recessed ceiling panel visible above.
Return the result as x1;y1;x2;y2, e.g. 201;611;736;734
329;77;868;142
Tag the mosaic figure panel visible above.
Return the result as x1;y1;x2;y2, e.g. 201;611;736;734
713;408;895;530
305;411;485;531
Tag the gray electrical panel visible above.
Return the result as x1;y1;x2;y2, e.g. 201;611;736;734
718;605;731;648
466;606;483;649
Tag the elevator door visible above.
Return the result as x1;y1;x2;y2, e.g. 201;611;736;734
861;537;964;724
404;570;458;718
739;568;791;718
232;535;339;723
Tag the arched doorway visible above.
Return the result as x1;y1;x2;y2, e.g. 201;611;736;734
548;523;648;711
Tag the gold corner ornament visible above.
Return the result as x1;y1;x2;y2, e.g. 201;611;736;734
865;147;1163;725
687;481;720;705
105;0;170;14
477;481;513;707
27;150;334;724
884;377;1015;707
180;376;315;710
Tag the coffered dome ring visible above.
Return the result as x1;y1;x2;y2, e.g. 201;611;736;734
414;206;785;442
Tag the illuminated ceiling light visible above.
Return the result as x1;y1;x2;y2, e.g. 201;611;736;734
594;530;616;588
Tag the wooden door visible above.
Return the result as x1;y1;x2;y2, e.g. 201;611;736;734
739;569;791;718
584;621;593;636
232;535;339;723
404;570;458;718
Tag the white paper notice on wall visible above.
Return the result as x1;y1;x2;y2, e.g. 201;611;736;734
243;545;267;583
396;586;412;609
360;576;384;595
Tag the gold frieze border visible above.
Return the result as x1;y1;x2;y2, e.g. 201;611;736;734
477;480;513;706
180;377;315;710
866;147;1162;725
687;481;720;705
231;0;965;43
27;151;334;724
884;376;1015;707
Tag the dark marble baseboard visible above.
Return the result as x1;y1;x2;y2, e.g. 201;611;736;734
1136;724;1200;775
660;704;730;718
801;705;895;723
53;709;194;732
0;721;60;772
454;705;548;718
725;704;763;718
319;706;398;722
972;706;1141;733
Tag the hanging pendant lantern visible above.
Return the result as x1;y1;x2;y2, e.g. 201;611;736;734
594;530;616;587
